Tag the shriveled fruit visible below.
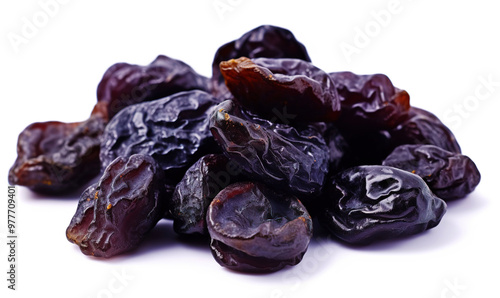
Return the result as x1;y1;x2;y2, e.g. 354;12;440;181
319;165;447;245
209;100;329;198
66;154;167;258
170;154;244;235
8;114;105;194
382;144;480;200
206;182;313;273
220;57;340;122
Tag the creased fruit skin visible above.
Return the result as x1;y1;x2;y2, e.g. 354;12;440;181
319;165;447;245
221;57;340;122
206;182;313;273
390;107;461;154
100;90;220;194
170;154;244;235
382;144;481;200
97;55;210;118
66;154;167;258
211;25;311;99
8;114;105;194
209;100;329;198
329;71;410;130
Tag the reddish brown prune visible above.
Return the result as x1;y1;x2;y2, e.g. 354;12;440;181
66;154;167;258
211;25;311;99
382;144;480;200
390;107;461;153
329;71;410;130
8;115;105;194
319;165;447;245
97;55;210;118
170;154;244;235
209;100;329;198
100;90;221;194
220;57;340;122
206;182;313;273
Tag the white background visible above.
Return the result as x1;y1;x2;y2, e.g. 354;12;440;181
1;1;499;297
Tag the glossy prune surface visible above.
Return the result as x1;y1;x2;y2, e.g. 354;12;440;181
170;154;244;235
390;107;461;153
382;144;480;200
319;165;447;245
97;55;210;118
206;182;313;273
329;71;410;130
66;154;167;258
100;90;220;193
211;25;311;99
220;57;340;122
209;100;329;197
8;115;105;194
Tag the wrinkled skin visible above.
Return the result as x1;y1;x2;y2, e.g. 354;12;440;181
211;25;311;99
66;154;167;258
382;144;480;200
329;71;410;130
209;100;329;198
170;154;244;235
100;90;220;194
8;115;105;194
319;165;447;245
221;57;340;122
390;107;461;153
206;182;313;273
97;55;210;118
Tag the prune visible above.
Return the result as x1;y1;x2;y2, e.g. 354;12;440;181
329;71;410;130
8;114;105;194
211;25;311;99
100;90;220;194
97;55;210;118
319;165;447;245
206;182;313;273
66;154;167;258
390;107;461;153
382;144;480;200
323;123;351;172
220;57;340;122
170;154;244;235
209;100;329;198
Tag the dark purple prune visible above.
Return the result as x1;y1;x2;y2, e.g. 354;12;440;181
97;55;210;118
329;71;410;130
206;182;313;273
319;165;447;245
220;57;340;122
323;123;351;172
66;154;167;258
100;90;220;194
211;25;311;99
209;100;329;198
382;144;480;200
390;107;461;153
170;154;244;235
8;114;105;194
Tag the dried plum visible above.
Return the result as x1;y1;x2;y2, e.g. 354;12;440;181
319;165;447;245
382;144;480;200
100;90;220;194
206;182;313;272
220;57;340;122
66;154;167;258
170;154;244;235
211;25;311;99
209;99;329;198
97;55;210;118
8;115;105;194
329;71;410;130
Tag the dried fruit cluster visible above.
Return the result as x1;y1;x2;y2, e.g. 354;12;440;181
9;25;480;273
